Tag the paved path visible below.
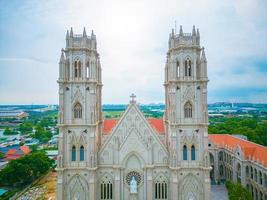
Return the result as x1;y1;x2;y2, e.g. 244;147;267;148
211;185;228;200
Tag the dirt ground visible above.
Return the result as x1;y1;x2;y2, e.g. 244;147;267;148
37;171;57;200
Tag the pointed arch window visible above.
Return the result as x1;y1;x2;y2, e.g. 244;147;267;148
185;58;192;77
74;60;82;78
80;145;85;161
191;145;196;160
74;102;82;119
86;61;90;78
176;61;180;78
183;145;187;160
184;102;193;118
154;179;167;199
100;178;113;200
71;145;76;161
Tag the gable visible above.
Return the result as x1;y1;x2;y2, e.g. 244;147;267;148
99;103;168;166
103;118;165;135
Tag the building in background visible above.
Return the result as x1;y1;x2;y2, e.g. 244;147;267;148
208;134;267;200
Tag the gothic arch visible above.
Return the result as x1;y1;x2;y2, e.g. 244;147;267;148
122;152;144;169
184;101;193;118
73;101;83;119
99;173;114;200
184;56;192;77
74;57;82;78
154;173;169;200
67;174;89;200
179;173;204;200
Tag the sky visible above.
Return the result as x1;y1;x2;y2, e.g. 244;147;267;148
0;0;267;104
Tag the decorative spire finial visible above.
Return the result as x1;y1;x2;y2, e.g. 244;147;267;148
201;48;207;62
197;28;200;37
70;27;73;37
66;30;69;39
60;48;65;63
192;25;196;36
179;25;183;36
83;27;87;37
130;93;136;104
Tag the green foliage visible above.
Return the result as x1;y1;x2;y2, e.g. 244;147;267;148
209;117;267;146
0;152;4;159
3;128;17;135
226;181;252;200
0;151;53;188
33;125;52;143
19;122;33;134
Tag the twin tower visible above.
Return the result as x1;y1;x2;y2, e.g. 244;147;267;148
57;26;210;200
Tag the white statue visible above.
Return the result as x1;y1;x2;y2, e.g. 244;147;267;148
130;176;138;194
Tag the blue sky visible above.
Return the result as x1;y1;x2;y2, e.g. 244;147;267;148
0;0;267;104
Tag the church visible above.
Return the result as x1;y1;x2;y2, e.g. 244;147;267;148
56;26;211;200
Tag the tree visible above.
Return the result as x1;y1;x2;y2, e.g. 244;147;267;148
226;181;252;200
0;151;53;187
3;128;17;135
19;122;33;134
0;152;4;159
33;125;52;143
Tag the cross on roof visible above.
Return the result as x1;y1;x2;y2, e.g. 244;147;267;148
130;93;136;104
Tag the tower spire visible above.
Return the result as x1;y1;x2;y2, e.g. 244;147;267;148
197;28;200;37
192;25;196;36
179;25;183;36
201;48;207;62
66;30;69;39
83;27;87;37
60;48;65;63
70;27;73;37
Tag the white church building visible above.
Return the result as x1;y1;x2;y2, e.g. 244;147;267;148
56;26;211;200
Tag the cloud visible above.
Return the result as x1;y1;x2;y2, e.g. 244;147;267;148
0;0;267;104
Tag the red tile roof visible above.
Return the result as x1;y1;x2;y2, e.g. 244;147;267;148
208;134;267;167
103;119;118;134
147;118;165;134
5;145;31;160
103;118;165;135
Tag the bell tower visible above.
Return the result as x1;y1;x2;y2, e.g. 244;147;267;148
57;27;102;200
164;25;210;200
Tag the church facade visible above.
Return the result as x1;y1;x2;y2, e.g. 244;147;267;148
56;26;211;200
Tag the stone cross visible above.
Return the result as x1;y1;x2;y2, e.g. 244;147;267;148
130;93;136;104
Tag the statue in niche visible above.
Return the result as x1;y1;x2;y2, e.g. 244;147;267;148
130;176;138;194
73;192;80;200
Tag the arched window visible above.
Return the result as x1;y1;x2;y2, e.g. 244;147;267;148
264;174;267;188
246;166;249;177
74;102;82;119
184;101;192;118
71;145;76;161
154;178;168;199
185;58;192;77
183;145;187;160
219;151;223;161
191;145;196;160
80;145;85;161
176;61;180;78
250;167;253;179
100;178;113;200
259;171;262;185
255;169;258;182
219;165;224;177
74;60;82;78
86;61;90;78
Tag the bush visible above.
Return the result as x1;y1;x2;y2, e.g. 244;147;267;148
226;181;252;200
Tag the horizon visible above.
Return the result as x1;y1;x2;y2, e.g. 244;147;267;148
1;0;267;104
